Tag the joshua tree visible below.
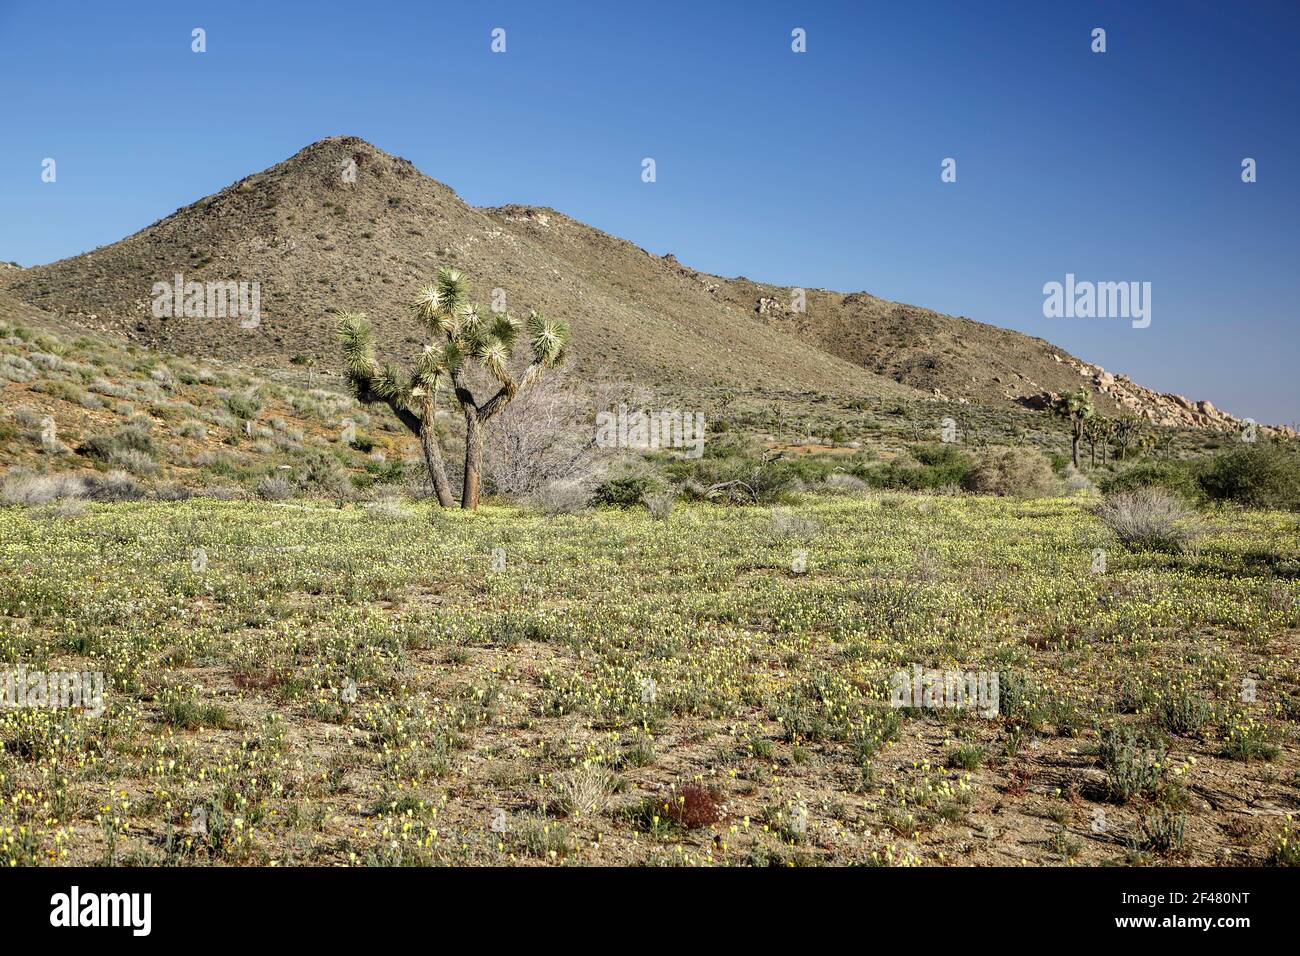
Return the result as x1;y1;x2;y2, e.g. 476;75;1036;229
337;268;569;510
1052;389;1094;469
1082;416;1115;467
338;311;457;508
1112;416;1141;461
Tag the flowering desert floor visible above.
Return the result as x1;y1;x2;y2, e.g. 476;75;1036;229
1;492;1297;866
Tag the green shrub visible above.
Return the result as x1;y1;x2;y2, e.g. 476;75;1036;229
659;438;815;505
293;449;349;495
961;446;1057;497
79;422;156;462
1199;444;1300;511
593;474;655;508
1101;460;1204;502
864;444;971;491
1099;725;1168;802
225;394;262;420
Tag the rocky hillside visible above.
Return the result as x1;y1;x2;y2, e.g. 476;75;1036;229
0;137;913;403
0;136;1277;433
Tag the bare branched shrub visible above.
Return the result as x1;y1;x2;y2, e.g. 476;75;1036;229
107;447;159;476
256;475;295;501
531;478;591;514
1;470;86;506
364;486;410;521
769;506;818;541
198;485;246;501
35;498;87;520
483;370;606;502
1097;488;1202;553
643;490;675;520
1063;463;1097;496
2;467;142;505
554;764;617;818
822;473;872;497
82;470;144;502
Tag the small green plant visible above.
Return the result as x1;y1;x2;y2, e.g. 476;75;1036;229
945;744;985;770
1269;817;1300;866
1134;808;1186;856
1098;725;1167;803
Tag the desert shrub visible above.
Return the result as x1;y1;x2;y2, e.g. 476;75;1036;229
643;490;675;520
661;785;725;829
1135;809;1187;856
628;786;724;832
256;475;296;501
292;449;353;501
1199;444;1300;511
1096;489;1202;553
528;479;591;514
197;485;245;501
1061;463;1097;495
821;473;871;496
1;470;87;506
107;447;159;476
961;446;1057;497
481;371;605;500
80;422;155;462
865;443;972;491
662;439;807;504
82;471;144;502
1101;460;1204;502
0;355;37;382
12;405;42;429
593;474;656;507
225;394;262;420
1099;725;1168;803
362;458;405;482
554;765;618;818
153;483;193;501
31;379;86;405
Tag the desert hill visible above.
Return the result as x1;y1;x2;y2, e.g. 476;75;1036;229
0;138;914;403
0;136;1268;432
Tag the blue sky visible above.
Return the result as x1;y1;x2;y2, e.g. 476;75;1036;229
1;0;1296;422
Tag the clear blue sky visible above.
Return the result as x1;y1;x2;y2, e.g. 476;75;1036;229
1;0;1296;423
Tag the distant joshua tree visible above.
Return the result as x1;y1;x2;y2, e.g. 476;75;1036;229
1083;416;1115;467
1111;416;1141;461
337;268;570;510
1052;389;1094;469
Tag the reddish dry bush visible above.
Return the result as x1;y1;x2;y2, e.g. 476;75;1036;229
663;785;725;829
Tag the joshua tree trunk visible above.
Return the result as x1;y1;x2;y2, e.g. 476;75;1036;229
1070;427;1081;469
461;409;484;510
419;402;456;508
